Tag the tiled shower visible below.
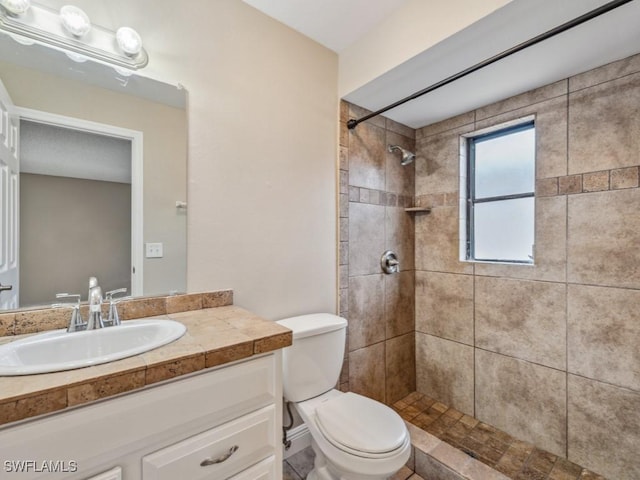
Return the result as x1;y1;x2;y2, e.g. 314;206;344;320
338;52;640;479
338;103;416;405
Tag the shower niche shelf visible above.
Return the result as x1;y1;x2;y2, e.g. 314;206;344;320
404;207;431;214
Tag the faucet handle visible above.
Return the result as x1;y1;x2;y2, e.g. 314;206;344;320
105;288;128;301
55;292;80;301
105;288;129;326
53;293;81;306
53;293;86;332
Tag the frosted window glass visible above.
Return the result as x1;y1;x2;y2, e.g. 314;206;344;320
474;197;534;262
474;128;535;198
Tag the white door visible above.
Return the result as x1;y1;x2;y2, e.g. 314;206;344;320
0;79;19;309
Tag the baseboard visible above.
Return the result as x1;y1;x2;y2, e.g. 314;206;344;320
283;424;312;459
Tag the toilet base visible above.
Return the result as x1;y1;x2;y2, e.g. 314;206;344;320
307;438;339;480
306;438;400;480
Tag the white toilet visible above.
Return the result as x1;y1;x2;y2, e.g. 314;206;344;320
277;313;411;480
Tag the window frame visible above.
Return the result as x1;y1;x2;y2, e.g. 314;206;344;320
465;120;535;264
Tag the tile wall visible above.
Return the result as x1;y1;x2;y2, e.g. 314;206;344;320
413;53;640;479
338;102;416;405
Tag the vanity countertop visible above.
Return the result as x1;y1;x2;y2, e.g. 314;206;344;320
0;305;292;427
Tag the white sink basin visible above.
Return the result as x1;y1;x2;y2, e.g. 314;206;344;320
0;319;186;376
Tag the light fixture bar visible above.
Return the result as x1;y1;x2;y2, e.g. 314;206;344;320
0;2;148;70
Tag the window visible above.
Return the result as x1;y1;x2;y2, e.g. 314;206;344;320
464;120;535;264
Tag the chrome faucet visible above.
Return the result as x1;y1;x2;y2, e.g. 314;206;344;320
86;276;104;330
55;278;128;332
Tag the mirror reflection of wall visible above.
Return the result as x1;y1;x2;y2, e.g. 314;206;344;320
20;121;132;307
0;43;187;311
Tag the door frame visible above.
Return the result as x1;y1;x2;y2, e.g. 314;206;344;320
0;79;19;309
16;107;144;296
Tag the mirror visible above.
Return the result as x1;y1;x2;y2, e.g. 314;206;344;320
0;34;187;311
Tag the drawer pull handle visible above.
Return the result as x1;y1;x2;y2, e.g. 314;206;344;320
200;445;239;467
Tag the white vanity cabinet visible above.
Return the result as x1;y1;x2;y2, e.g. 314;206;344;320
84;467;122;480
0;353;283;480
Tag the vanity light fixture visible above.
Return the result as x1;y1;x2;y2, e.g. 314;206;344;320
0;0;30;16
0;0;148;71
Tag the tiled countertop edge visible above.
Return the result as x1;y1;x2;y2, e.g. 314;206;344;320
0;296;293;428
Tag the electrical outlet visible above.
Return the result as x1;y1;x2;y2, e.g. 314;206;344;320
145;242;163;258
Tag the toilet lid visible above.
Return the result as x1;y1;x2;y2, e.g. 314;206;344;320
315;392;407;457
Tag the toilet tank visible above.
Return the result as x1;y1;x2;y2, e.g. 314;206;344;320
276;313;347;403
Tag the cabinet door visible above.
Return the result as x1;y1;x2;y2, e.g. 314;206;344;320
85;467;122;480
228;457;275;480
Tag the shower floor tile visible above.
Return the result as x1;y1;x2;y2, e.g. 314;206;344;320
393;392;607;480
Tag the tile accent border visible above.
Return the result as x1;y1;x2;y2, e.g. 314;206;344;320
2;290;234;336
413;164;640;214
537;166;640;197
349;186;414;207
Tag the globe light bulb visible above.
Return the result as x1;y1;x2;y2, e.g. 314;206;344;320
116;26;142;56
60;5;91;37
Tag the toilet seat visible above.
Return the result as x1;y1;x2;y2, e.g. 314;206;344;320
315;392;408;459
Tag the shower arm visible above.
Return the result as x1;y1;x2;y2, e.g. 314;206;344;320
346;0;634;130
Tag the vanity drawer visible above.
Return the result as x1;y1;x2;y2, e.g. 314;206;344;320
142;405;276;480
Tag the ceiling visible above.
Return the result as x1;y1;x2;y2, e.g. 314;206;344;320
242;0;411;53
242;0;640;129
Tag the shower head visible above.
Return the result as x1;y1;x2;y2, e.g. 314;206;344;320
388;145;416;166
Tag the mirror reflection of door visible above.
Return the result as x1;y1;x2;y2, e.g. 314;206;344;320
0;79;19;309
19;119;132;307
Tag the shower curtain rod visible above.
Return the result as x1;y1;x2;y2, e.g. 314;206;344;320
346;0;635;130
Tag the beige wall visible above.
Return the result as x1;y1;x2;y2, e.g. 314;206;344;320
337;101;416;406
134;0;339;319
20;174;131;306
0;61;187;298
414;53;640;479
7;0;339;321
338;0;511;96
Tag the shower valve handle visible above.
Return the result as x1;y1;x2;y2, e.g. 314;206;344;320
381;251;399;274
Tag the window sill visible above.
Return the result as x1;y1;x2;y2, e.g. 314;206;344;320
462;259;534;266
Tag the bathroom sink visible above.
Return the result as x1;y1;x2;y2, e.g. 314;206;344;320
0;319;186;376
